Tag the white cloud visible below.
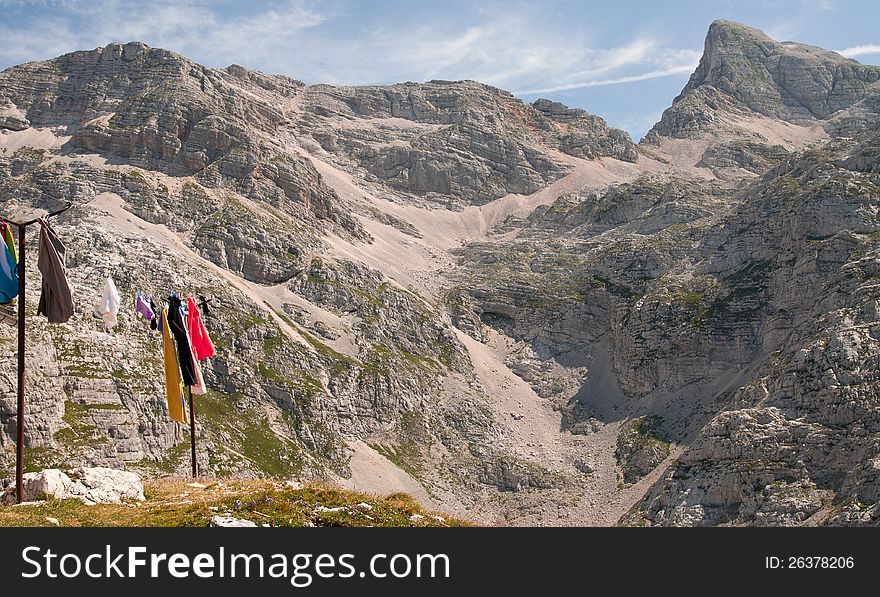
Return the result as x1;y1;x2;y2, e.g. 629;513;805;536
0;1;702;101
340;15;701;96
838;44;880;58
515;63;698;96
0;0;331;71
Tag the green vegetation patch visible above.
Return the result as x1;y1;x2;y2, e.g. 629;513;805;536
369;412;432;480
0;481;470;527
197;390;303;478
54;401;109;448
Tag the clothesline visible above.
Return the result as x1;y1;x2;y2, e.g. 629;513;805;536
0;216;75;325
1;203;75;503
2;206;218;488
99;277;217;427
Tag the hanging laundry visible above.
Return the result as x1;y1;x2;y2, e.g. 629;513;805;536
198;294;212;317
149;297;159;330
97;277;121;330
36;219;74;323
186;296;216;360
190;358;208;395
0;221;20;322
166;294;198;386
185;318;208;396
0;221;17;263
0;235;18;305
0;303;15;326
160;308;188;424
135;293;155;322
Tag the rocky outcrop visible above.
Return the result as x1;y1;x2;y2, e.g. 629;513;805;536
697;140;790;178
532;98;638;162
455;102;880;526
297;80;635;206
681;20;880;123
615;417;671;485
644;20;880;146
0;42;363;243
1;467;145;504
478;457;557;492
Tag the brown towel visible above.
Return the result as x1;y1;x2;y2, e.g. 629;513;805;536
37;219;74;323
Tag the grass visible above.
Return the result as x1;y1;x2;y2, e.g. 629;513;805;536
55;401;109;448
671;289;705;307
196;391;305;478
0;480;473;527
297;327;366;376
140;441;192;474
369;412;432;480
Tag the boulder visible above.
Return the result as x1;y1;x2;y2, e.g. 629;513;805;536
1;467;145;505
68;467;145;504
210;515;257;527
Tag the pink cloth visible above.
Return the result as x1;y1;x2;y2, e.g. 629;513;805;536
186;296;216;360
190;357;208;395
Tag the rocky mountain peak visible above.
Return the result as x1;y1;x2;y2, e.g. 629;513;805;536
678;19;880;122
643;20;880;153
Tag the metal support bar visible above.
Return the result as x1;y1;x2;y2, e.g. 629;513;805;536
188;386;197;478
3;201;72;503
14;223;25;504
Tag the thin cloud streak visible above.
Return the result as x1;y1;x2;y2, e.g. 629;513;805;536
514;63;698;95
0;1;702;99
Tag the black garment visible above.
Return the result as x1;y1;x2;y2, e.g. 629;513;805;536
198;295;211;317
37;219;74;323
150;298;159;330
166;294;197;386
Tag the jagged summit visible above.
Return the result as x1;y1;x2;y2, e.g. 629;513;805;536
645;20;880;144
685;19;879;121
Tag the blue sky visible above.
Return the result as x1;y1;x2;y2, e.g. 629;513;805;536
1;0;878;140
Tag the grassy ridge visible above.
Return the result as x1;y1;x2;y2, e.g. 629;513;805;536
0;480;472;528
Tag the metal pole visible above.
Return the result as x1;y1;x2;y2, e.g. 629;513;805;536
1;202;71;503
188;386;197;478
15;224;25;503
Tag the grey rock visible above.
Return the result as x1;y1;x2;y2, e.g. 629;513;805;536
532;98;638;162
574;459;594;474
310;321;338;340
478;457;556;492
615;417;671;485
210;515;257;527
646;20;880;143
684;20;880;123
1;467;144;504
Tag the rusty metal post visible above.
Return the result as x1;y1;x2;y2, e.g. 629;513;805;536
188;386;197;478
15;223;25;503
3;201;72;503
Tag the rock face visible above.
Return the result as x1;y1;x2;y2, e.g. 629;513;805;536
298;80;636;206
615;417;671;485
532;98;638;162
647;20;880;143
641;20;880;183
682;21;880;123
1;467;145;504
1;22;879;527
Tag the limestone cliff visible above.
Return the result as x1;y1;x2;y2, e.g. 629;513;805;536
1;22;878;527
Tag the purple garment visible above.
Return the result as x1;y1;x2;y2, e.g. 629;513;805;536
135;294;155;321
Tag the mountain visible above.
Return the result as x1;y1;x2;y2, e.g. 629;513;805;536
1;20;879;526
643;20;880;179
